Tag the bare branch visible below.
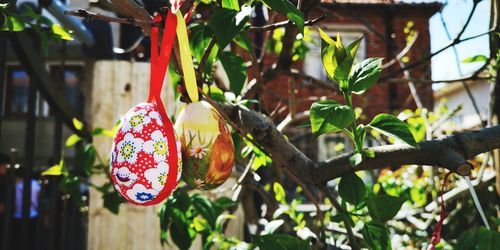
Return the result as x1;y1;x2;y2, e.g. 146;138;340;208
287;69;340;92
65;9;154;27
249;14;327;32
382;27;498;79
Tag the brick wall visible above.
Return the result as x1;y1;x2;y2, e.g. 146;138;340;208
259;4;438;121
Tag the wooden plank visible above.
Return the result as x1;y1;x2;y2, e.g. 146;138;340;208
88;61;163;250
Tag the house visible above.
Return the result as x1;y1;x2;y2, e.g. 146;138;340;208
434;77;490;131
260;0;441;160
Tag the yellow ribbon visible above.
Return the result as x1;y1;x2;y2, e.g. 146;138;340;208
176;11;199;103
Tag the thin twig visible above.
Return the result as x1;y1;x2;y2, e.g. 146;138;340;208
65;9;155;26
198;38;217;74
383;27;498;79
382;30;420;69
282;168;325;236
249;14;327;32
439;9;484;127
322;188;360;250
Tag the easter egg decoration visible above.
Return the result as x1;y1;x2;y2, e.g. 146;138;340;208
173;12;234;190
174;101;234;190
110;10;182;206
110;103;182;205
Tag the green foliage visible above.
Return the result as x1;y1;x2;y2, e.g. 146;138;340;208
349;58;383;94
158;191;238;249
218;51;247;95
261;0;304;32
309;100;355;137
362;222;391;250
208;6;251;49
367;194;405;222
368;114;418;147
65;134;81;147
455;227;500;250
1;13;25;31
338;172;366;205
273;182;286;204
311;32;417;167
319;29;362;83
222;0;240;11
462;54;489;63
189;23;219;74
252;234;309;250
0;4;73;55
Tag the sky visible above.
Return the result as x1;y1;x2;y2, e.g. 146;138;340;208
428;0;491;81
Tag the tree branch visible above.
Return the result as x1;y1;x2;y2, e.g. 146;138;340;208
216;102;500;184
249;14;327;32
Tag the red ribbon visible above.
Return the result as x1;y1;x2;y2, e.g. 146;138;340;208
148;11;177;105
144;9;180;205
427;171;452;250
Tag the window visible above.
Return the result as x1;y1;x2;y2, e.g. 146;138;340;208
4;67;30;116
303;29;366;83
317;134;353;161
50;65;84;113
2;65;84;118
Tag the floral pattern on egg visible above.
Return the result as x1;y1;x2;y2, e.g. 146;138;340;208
110;103;182;206
174;101;234;190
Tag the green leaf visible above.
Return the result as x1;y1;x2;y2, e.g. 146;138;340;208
273;182;286;203
75;144;96;177
361;222;391;250
462;55;489;63
219;51;247;95
355;124;366;151
42;159;67;176
91;127;115;137
72;118;83;130
261;0;304;32
367;194;405;222
51;23;73;41
60;175;82;206
337;37;362;82
192;194;217;228
252;234;309;250
456;227;500;250
214;197;238;209
338;172;366;205
1;13;25;31
65;134;81;147
103;191;125;214
319;30;340;81
363;148;375;158
368;114;418;147
170;208;196;250
234;32;253;52
189;24;219;74
202;85;226;102
309;100;355;137
349;152;363;167
208;5;251;49
349;58;383;94
222;0;240;11
319;30;362;83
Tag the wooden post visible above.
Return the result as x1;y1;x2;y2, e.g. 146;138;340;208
86;60;174;250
